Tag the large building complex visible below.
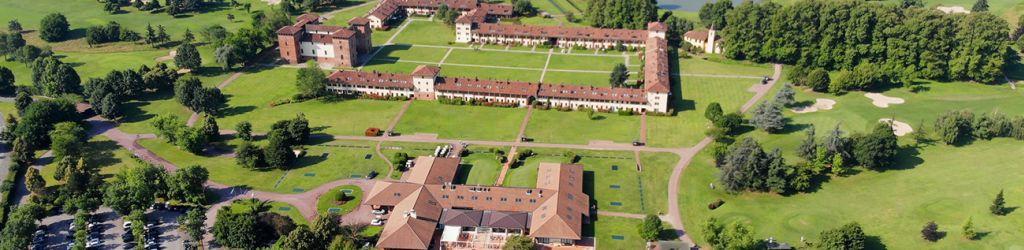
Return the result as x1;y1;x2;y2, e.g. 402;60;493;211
364;156;591;249
277;0;675;113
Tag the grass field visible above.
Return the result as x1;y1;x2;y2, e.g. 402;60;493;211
586;216;646;250
444;49;549;68
678;56;774;77
316;185;363;215
119;90;194;134
395;101;526;141
524;109;640;145
139;138;388;193
39;136;142;187
645;75;761;148
452;146;508;186
216;67;405;136
390;20;455;46
546;54;628;71
441;65;542;82
226;198;308;225
680;81;1024;248
541;71;613;86
503;148;677;214
368;44;449;63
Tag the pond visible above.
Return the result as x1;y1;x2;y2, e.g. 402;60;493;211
658;0;763;11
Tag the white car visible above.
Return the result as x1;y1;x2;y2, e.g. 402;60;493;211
371;209;386;215
370;218;385;226
122;221;132;229
86;239;101;248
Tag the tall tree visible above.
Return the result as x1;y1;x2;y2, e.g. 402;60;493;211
818;222;866;250
201;115;220;142
637;214;663;241
7;20;22;33
236;121;253;141
751;101;785;133
175;43;202;70
0;66;14;95
608;63;629;88
586;0;657;29
166;165;209;204
0;203;43;249
699;0;733;29
296;61;328;99
26;167;46;195
972;0;989;12
991;190;1007;215
180;207;207;242
13;89;32;113
104;164;168;215
853;122;900;169
39;13;70;42
264;130;294;169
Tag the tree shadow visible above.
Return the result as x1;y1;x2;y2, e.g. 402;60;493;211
288;152;329;170
361;44;413;67
307;133;336;145
65;28;88;41
452;164;473;184
218;105;256;117
589;115;606;121
878;146;924;172
865;235;888;250
777;122;811;135
583;171;596;207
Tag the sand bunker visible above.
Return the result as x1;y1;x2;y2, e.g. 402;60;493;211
936;6;970;14
155;50;176;62
880;118;914;136
791;98;836;114
864;93;905;108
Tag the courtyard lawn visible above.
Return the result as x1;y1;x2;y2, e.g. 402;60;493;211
216;67;404;136
677;56;774;77
316;185;364;215
525;109;640;145
646;75;760;148
440;65;542;82
119;90;193;134
546;54;628;71
395;101;526;141
444;49;549;69
452;146;508;186
541;71;611;86
226;199;308;225
368;44;449;63
390;20;455;46
39;136;141;187
361;60;423;73
504;148;677;214
586;216;646;250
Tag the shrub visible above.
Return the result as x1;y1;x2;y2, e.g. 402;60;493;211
707;199;724;210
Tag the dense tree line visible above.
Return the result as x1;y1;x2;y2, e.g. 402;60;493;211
698;0;732;29
661;12;696;48
104;163;210;215
175;77;226;115
236;115;310;169
933;110;1024;145
585;0;657;30
723;0;1013;84
84;63;179;119
85;21;141;46
0;203;44;249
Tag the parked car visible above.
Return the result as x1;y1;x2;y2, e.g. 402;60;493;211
366;171;379;179
370;218;385;226
123;221;133;229
372;209;386;215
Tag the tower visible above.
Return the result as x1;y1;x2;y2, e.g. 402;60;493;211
705;26;717;54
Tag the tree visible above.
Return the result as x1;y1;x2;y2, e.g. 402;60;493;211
174;126;208;154
818;222;866;250
182;28;195;43
772;84;795;107
32;57;82;96
719;137;772;192
201;115;220;142
934;110;974;145
972;0;988;12
175;43;202;70
8;20;22;33
503;235;536;250
104;1;121;14
14;45;42;63
586;0;657;29
10;137;34;170
902;0;924;8
214;45;238;70
180;208;207;242
0;203;43;249
391;152;409;170
751;101;785;133
14;89;31;114
104;164;168;215
236;141;266;169
264;130;294;169
14;98;78;149
212;207;261;249
921;221;940;242
715;112;744;135
805;68;830;92
0;66;14;96
638;214;663;241
698;0;732;28
961;217;977;240
853;122;899;169
167;165;209;204
701;217;725;247
175;77;225;115
26;168;46;195
281;225;318;250
608;63;629;88
664;14;695;48
49;121;86;162
704;102;723;122
797;126;816;160
512;0;534;16
39;13;70;42
719;221;759;249
990;190;1007;215
296;61;328;99
236;121;253;141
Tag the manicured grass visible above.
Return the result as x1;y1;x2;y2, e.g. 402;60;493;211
395;101;526;141
361;60;422;73
39;135;142;187
646;76;759;148
390;20;455;46
586;216;646;250
444;49;548;68
525;109;640;145
368;44;449;63
504;148;677;214
541;71;611;86
546;54;627;71
316;185;363;215
452;146;507;186
0;102;17;118
440;65;542;82
119;90;193;134
319;0;377;26
677;56;774;77
226;199;308;225
216;67;404;136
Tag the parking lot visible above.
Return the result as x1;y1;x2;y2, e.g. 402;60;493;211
35;207;186;249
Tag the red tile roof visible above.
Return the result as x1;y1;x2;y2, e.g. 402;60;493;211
436;77;541;97
648;22;668;32
643;37;671;93
411;65;442;77
348;16;370;25
328;70;415;89
538;84;647;103
475;23;647;43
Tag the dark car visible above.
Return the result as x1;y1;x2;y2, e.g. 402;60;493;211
366;171;379;179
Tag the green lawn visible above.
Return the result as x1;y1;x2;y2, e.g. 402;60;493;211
39;135;141;187
546;54;627;71
452;146;507;186
226;199;308;225
646;75;759;148
503;148;677;214
216;67;404;136
677;56;774;77
390;20;455;46
525;109;640;145
395;101;526;141
316;185;363;215
368;44;449;63
119;90;193;134
586;216;646;250
320;0;377;26
0;102;17;118
361;60;422;74
541;71;612;86
444;49;548;68
680;81;1024;248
